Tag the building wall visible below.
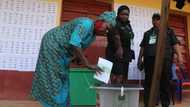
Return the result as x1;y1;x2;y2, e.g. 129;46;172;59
114;0;190;57
114;0;190;13
188;16;190;53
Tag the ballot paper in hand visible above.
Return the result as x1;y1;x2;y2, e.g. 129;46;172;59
94;57;113;84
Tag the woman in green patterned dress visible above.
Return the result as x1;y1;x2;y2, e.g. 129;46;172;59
31;11;116;107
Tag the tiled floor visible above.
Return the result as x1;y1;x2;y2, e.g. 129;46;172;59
0;94;190;107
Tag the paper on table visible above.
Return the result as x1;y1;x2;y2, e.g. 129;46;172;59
94;57;113;84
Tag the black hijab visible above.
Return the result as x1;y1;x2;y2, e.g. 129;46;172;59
117;5;130;24
117;5;130;16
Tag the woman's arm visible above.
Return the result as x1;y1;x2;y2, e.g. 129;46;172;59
72;46;101;72
137;47;144;71
138;47;144;63
72;46;89;66
174;44;183;65
114;32;123;59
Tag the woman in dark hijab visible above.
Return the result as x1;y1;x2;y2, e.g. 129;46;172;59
106;5;134;84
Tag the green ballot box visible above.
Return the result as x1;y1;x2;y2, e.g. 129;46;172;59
70;68;99;106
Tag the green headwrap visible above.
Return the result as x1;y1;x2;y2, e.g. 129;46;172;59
98;11;116;26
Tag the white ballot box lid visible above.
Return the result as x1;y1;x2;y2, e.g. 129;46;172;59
91;84;144;91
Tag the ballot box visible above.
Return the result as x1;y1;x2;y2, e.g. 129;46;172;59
92;84;143;107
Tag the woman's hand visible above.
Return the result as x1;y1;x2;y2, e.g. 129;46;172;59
70;55;77;62
87;65;103;75
137;59;144;71
70;55;82;65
